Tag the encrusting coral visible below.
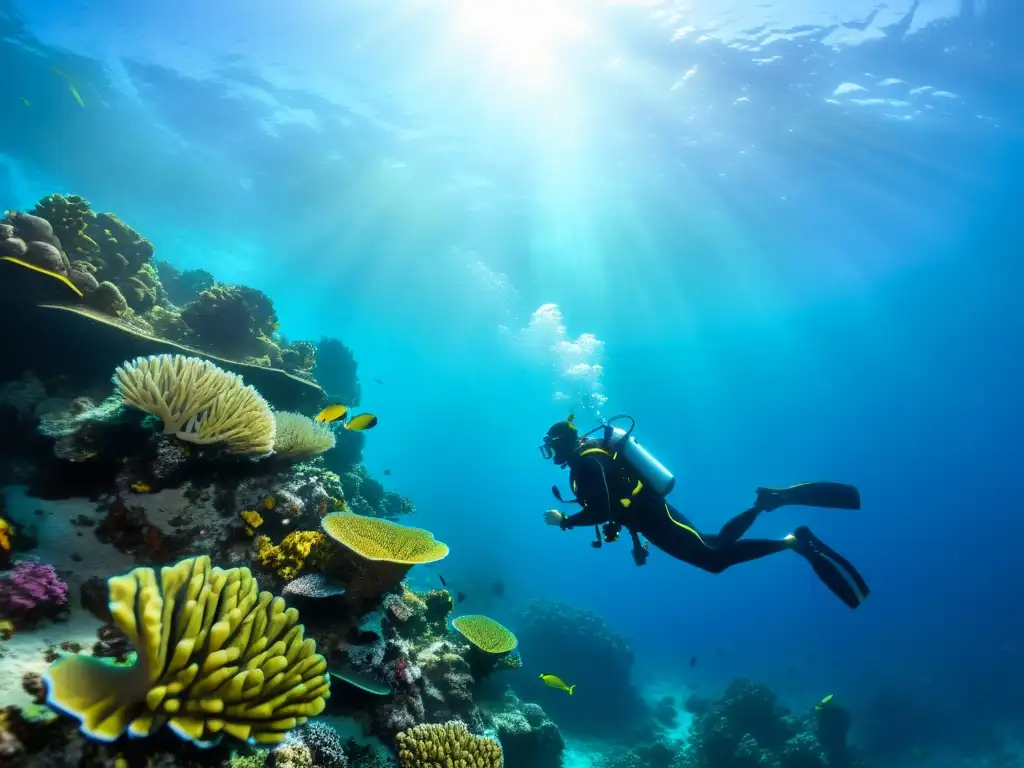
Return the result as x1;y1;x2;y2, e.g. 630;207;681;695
396;721;502;768
272;411;336;459
113;354;276;456
42;555;330;747
254;531;330;582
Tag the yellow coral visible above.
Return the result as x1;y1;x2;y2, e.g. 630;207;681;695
272;411;336;458
130;481;151;493
42;555;329;747
255;531;327;581
112;354;275;456
320;514;448;564
263;496;275;510
240;510;264;529
396;721;502;768
452;615;518;654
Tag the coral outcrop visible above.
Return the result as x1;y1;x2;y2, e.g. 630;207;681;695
0;559;69;627
670;680;866;768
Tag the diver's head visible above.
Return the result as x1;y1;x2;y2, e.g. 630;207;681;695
539;416;580;467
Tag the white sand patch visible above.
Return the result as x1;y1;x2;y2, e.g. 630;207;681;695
563;739;604;768
1;486;137;709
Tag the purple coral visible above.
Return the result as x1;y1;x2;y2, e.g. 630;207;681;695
0;559;69;625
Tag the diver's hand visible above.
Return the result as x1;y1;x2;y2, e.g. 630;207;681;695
544;509;565;527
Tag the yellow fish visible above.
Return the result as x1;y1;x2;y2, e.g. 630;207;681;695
314;404;349;423
20;96;30;107
69;84;85;108
815;694;834;711
539;674;575;695
345;413;378;431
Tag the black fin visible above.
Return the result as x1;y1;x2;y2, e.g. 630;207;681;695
457;591;467;604
757;482;860;511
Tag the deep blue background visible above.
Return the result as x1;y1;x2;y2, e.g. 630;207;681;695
2;0;1022;753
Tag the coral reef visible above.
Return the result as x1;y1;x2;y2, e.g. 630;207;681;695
0;559;69;627
336;466;414;519
156;260;215;306
179;283;281;365
484;691;564;768
512;599;648;739
255;530;330;582
670;680;865;768
44;555;330;747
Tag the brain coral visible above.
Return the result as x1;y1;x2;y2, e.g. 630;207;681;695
272;411;336;458
452;615;518;654
113;354;275;456
43;555;329;747
396;721;502;768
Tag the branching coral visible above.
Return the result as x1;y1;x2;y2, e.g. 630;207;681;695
396;721;502;768
254;531;329;582
42;555;330;747
273;411;336;459
113;354;276;456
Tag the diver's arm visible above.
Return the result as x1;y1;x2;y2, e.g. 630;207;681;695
559;458;614;529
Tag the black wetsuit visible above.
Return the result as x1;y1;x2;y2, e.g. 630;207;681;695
560;445;791;572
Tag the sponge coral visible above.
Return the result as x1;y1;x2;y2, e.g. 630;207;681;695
321;513;448;604
42;555;329;747
396;721;502;768
113;354;276;456
272;411;336;458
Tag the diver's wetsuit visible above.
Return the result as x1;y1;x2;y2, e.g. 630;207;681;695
560;445;870;608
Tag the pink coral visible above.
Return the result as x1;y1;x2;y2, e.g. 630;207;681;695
0;559;69;625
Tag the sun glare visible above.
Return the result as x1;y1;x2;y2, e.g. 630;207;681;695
452;0;589;89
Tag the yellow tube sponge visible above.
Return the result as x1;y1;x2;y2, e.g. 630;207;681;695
42;555;329;747
112;354;275;456
272;411;336;458
452;615;518;654
396;721;502;768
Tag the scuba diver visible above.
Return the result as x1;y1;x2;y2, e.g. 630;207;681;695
540;415;871;609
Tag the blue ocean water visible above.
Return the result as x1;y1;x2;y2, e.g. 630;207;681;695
2;0;1022;763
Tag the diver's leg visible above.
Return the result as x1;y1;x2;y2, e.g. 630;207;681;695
715;506;762;545
787;526;870;609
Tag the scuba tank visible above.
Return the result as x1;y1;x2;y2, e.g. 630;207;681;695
582;415;676;497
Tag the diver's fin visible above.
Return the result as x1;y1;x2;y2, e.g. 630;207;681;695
756;482;860;512
790;526;870;609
